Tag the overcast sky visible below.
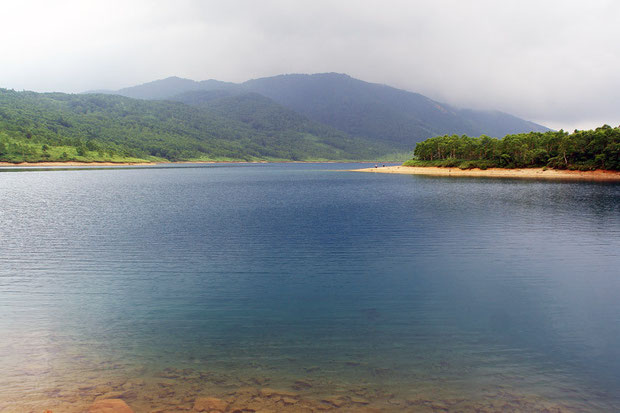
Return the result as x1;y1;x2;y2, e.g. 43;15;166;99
2;0;618;130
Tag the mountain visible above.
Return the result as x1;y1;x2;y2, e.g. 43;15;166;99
87;76;234;100
2;73;551;164
98;73;550;149
240;73;551;148
0;88;394;163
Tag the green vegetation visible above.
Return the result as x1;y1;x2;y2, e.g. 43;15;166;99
405;127;620;171
0;88;396;164
0;132;154;163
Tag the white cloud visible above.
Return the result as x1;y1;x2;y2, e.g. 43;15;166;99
1;0;618;129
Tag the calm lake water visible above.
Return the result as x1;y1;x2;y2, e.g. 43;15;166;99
1;163;619;412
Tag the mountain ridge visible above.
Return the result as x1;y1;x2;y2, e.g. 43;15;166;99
90;73;550;148
0;73;551;164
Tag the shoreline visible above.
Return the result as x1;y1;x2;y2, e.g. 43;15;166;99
0;161;158;167
0;160;382;167
7;369;585;413
0;161;269;167
351;165;620;181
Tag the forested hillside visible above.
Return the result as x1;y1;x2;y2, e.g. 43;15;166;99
172;91;358;141
405;126;620;170
0;89;396;163
241;73;550;147
97;73;550;148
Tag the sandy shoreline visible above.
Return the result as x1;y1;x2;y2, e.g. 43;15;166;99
0;160;362;167
0;161;158;167
351;165;620;181
3;162;619;181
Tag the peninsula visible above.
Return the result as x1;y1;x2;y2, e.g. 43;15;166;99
354;126;620;181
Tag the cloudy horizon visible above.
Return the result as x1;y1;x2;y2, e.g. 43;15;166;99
2;0;618;131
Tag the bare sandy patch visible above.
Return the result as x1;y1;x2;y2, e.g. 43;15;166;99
351;165;620;181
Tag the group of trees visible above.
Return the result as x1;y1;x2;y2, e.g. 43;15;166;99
408;126;620;170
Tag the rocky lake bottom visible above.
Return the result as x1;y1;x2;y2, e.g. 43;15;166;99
4;364;593;413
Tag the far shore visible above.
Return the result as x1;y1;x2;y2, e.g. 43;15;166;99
0;161;158;167
351;165;620;181
0;160;267;167
0;160;394;167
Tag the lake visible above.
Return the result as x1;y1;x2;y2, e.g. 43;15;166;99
1;163;619;412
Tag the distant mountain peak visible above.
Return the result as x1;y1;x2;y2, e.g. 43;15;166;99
110;76;232;100
82;73;550;146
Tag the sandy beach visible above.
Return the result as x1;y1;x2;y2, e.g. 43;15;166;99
352;165;620;181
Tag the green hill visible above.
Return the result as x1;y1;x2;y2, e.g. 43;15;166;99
0;89;396;163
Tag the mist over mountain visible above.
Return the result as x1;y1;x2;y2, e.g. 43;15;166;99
86;77;234;100
95;73;550;149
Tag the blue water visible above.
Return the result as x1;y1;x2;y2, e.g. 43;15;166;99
1;163;619;411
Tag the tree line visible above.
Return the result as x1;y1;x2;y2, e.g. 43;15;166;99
407;126;620;170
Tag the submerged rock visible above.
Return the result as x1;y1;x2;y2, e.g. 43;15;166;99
350;397;370;405
123;379;146;389
259;387;299;398
193;396;228;412
292;380;312;390
95;389;138;402
235;386;259;396
430;400;449;411
88;398;134;413
259;387;277;398
281;397;298;405
321;396;346;407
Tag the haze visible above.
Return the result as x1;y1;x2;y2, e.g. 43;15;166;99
2;0;618;131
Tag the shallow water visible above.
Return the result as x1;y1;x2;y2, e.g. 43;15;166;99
1;163;619;412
